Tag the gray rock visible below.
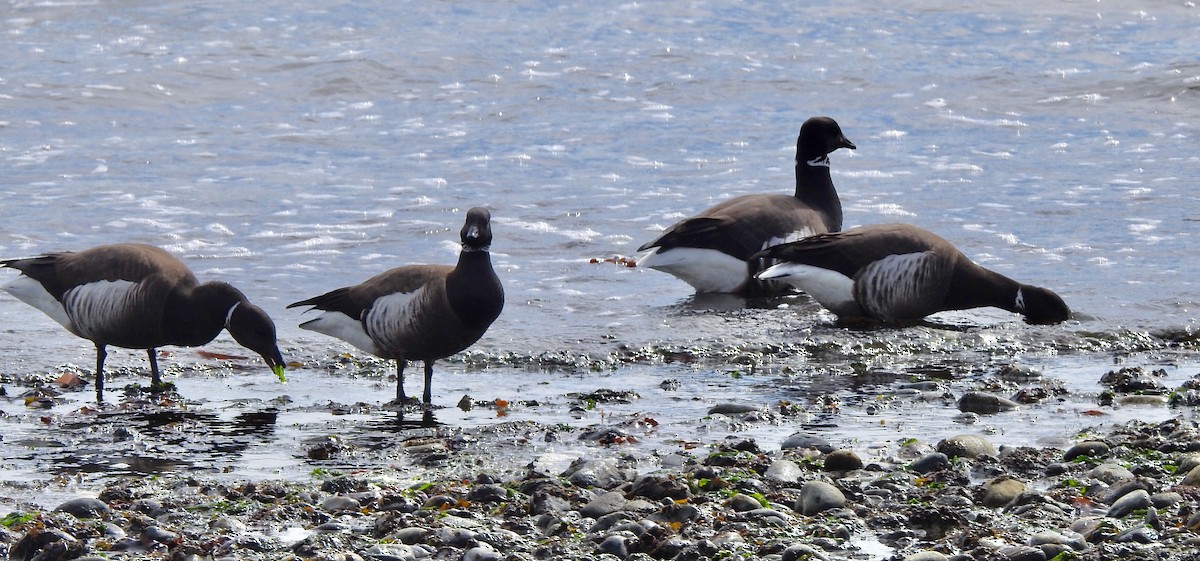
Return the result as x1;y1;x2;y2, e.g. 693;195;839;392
1088;462;1135;484
707;403;758;415
391;527;431;545
462;545;502;561
910;452;950;474
1150;491;1183;509
998;544;1046;561
1107;489;1152;518
903;552;949;561
597;533;631;558
782;543;830;561
321;495;361;512
1063;441;1109;461
780;432;834;453
824;449;864;471
765;459;804;484
957;391;1019;414
467;483;509;504
1028;530;1087;551
437;526;478;548
630;474;690;500
797;480;846;515
1177;452;1200;474
981;476;1027;508
565;458;635;489
581;490;629;519
728;493;764;512
1182;464;1200;486
53;497;111;519
937;434;997;459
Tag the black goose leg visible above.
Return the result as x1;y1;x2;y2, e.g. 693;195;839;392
94;344;107;402
422;360;434;406
396;359;408;403
147;348;162;389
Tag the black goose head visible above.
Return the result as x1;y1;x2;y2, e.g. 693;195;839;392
460;207;494;252
1017;285;1071;325
226;302;287;381
797;116;857;166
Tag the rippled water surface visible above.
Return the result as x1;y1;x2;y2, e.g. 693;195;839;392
2;0;1199;508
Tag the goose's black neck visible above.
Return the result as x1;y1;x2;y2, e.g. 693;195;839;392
794;158;843;232
447;250;504;328
163;282;245;346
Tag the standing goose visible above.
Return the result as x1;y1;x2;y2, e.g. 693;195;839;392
288;207;504;406
637;116;856;296
753;223;1071;324
1;244;287;401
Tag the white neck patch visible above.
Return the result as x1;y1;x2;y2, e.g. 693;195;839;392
1014;288;1026;312
226;301;241;327
806;155;831;168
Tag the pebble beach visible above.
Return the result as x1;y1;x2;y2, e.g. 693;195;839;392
4;360;1200;561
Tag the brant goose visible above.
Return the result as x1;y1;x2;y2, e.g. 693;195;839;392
1;244;287;401
753;223;1071;324
287;207;504;406
637;116;856;296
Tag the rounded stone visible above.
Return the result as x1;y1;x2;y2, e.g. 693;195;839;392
581;490;629;519
904;552;949;561
797;480;846;515
1182;464;1200;486
765;459;804;484
53;497;111;519
780;432;835;453
981;476;1027;508
1087;463;1135;484
910;452;950;474
824;449;864;471
1063;441;1109;461
936;434;997;459
728;493;764;512
957;391;1019;414
1107;489;1152;518
321;495;361;512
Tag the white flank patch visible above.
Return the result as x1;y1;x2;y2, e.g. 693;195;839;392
61;280;141;340
762;227;816;250
364;288;428;350
757;263;856;311
2;276;74;329
856;252;933;320
299;311;380;356
637;248;748;293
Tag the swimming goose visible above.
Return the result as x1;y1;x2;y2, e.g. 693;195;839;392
753;223;1071;324
637;116;856;296
288;207;504;405
1;244;287;401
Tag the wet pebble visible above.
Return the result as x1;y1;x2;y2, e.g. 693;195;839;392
764;459;804;484
52;497;110;519
581;490;629;518
797;480;846;515
728;493;763;512
780;432;834;453
910;452;950;474
1107;489;1152;518
937;434;997;458
957;391;1019;414
1063;440;1110;461
981;476;1026;508
322;495;361;512
823;449;864;471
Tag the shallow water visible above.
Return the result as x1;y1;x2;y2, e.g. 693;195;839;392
2;0;1199;508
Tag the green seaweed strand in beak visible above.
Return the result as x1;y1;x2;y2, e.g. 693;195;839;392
272;364;287;383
